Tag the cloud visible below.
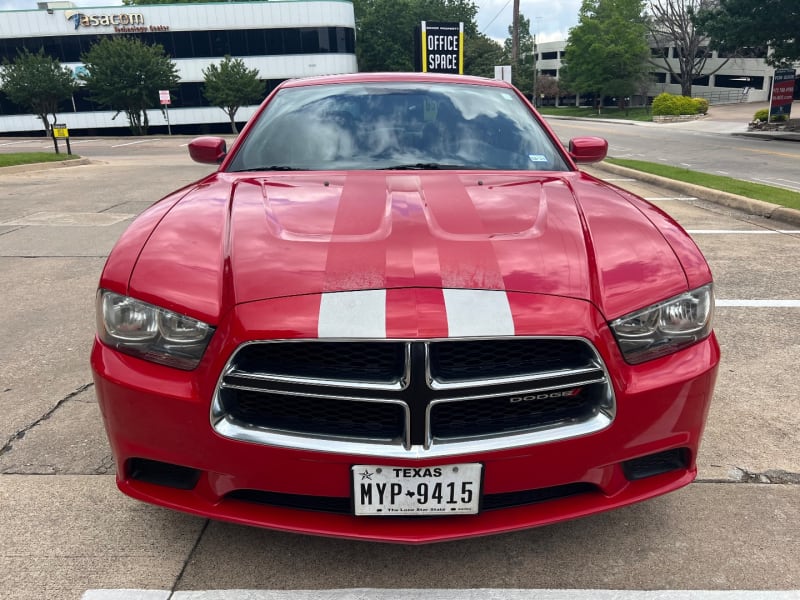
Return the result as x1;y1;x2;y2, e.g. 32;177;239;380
477;0;580;43
0;0;121;10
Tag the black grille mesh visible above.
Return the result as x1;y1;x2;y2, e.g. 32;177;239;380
430;387;599;438
430;339;595;381
226;482;598;514
218;339;607;443
233;341;405;383
220;388;404;439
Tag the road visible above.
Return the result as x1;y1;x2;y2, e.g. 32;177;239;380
0;135;798;600
545;102;800;193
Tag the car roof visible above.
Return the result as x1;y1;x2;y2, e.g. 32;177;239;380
279;72;515;90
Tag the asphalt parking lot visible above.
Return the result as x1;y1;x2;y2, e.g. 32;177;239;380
0;138;798;599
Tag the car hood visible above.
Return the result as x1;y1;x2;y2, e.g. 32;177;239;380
129;171;690;323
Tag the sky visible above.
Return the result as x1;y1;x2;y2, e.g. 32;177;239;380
476;0;582;43
0;0;582;44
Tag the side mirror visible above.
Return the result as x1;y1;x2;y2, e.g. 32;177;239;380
188;137;227;164
568;137;608;164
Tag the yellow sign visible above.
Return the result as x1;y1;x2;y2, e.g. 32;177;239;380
53;125;69;139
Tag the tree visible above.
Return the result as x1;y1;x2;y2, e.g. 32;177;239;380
560;0;651;112
80;37;180;135
694;0;800;66
0;48;77;135
502;14;536;95
123;0;216;4
463;34;505;79
353;0;479;72
203;56;265;134
646;0;730;97
535;74;561;102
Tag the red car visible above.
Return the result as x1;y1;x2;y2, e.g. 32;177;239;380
91;73;719;543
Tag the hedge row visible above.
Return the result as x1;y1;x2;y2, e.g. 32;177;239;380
652;93;709;116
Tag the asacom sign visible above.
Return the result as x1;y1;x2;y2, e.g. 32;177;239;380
417;21;464;74
64;10;169;33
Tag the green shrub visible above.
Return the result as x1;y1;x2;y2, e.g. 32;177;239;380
652;93;679;116
652;93;704;116
675;95;697;115
753;108;769;121
693;98;709;115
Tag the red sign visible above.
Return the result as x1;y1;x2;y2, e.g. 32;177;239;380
159;90;171;105
770;69;796;120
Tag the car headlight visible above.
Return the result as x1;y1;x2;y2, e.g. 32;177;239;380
610;284;714;365
96;290;215;370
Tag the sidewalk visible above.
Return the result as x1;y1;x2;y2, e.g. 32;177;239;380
545;100;800;142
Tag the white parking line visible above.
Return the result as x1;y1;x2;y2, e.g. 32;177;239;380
0;140;37;147
111;139;161;148
64;139;101;145
645;197;698;201
717;300;800;308
687;230;800;234
751;177;800;192
81;590;800;600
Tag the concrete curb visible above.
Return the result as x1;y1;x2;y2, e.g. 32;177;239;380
593;161;800;228
0;157;91;174
733;131;800;142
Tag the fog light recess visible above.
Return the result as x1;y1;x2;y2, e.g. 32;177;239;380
127;458;201;490
622;448;690;481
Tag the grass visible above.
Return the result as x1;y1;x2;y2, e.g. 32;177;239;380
538;106;654;122
0;152;81;168
606;158;800;211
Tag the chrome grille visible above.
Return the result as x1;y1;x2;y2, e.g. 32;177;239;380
212;338;615;457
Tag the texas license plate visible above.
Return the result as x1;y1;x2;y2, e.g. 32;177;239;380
352;463;482;516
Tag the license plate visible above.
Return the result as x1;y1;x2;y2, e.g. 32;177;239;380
352;463;482;516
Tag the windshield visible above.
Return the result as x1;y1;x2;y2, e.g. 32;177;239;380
226;82;571;172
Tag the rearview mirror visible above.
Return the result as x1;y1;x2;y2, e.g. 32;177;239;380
188;137;227;164
568;137;608;164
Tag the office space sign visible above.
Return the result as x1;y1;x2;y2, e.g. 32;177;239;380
418;22;464;74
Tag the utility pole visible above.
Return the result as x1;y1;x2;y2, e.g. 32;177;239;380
512;0;520;65
532;32;538;107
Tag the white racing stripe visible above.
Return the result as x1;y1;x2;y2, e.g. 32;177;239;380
81;590;800;600
318;290;387;338
443;289;515;337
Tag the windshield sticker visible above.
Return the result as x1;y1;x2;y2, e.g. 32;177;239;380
528;154;548;163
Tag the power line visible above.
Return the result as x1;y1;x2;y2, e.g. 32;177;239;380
480;0;512;35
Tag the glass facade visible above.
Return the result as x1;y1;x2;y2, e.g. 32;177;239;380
0;26;355;63
0;26;355;116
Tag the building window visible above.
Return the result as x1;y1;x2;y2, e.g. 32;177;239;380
0;27;356;64
718;46;768;59
540;51;558;60
651;72;667;84
715;75;764;89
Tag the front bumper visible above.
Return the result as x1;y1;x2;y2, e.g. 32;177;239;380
91;295;719;544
